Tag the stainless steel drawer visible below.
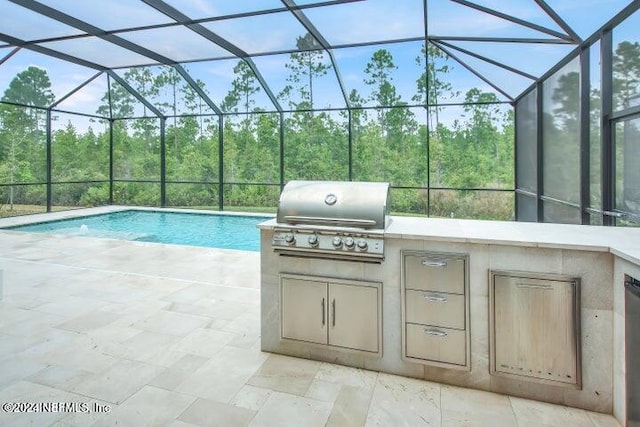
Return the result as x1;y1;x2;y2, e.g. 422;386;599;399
405;323;466;365
404;254;465;294
405;290;465;330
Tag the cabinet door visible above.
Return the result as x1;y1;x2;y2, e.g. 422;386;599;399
281;278;327;345
492;274;579;386
328;283;379;353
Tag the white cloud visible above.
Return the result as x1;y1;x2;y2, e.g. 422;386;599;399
55;82;102;109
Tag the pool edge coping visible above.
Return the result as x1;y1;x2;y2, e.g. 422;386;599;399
0;205;276;229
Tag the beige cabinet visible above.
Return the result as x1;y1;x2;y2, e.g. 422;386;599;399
402;251;470;369
280;274;381;355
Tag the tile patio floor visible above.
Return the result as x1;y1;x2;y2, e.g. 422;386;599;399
0;227;622;426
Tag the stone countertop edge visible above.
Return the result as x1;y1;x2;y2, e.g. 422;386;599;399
258;216;640;266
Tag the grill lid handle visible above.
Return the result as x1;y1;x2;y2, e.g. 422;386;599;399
282;215;377;228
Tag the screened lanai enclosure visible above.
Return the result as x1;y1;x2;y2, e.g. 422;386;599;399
0;0;638;225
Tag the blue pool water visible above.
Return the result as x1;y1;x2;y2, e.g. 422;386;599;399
7;210;271;251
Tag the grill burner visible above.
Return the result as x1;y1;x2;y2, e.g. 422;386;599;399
272;180;390;261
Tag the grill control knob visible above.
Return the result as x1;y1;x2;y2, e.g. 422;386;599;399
332;236;343;248
284;233;296;245
344;237;355;249
356;239;368;251
308;235;319;247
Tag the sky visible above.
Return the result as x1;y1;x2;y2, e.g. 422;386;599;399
0;0;636;132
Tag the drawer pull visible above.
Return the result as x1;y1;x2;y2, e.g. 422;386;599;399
421;259;447;268
422;293;447;303
423;328;448;337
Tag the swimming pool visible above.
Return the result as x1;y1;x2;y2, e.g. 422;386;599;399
6;210;271;251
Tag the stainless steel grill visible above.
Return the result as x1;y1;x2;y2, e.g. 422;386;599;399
272;180;390;261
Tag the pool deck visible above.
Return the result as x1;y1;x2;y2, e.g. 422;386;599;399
0;208;622;426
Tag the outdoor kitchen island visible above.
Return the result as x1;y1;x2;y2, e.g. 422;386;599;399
259;216;640;426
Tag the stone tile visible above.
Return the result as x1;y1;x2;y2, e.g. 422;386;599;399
564;308;613;413
93;385;196;427
124;275;192;297
248;354;322;396
0;310;68;338
71;285;157;305
131;310;211;337
247;391;332;427
304;379;343;403
228;331;260;349
230;385;273;412
170;327;236;358
562;250;613;310
55;310;122;333
441;384;513;418
1;291;53;310
326;385;372;427
179;397;257;427
148;354;209;391
86;323;142;347
0;356;48;390
223;311;260;335
167;421;200;427
176;346;268;403
0;380;108;427
109;300;171;327
612;310;625;423
0;226;628;427
365;373;441;427
516;422;587;427
314;363;379;391
210;286;260;306
442;409;518;427
588;411;622;427
510;396;594;426
72;358;165;404
27;364;94;392
18;329;119;374
166;300;251;321
162;283;219;305
0;333;47;363
489;246;563;274
103;330;181;366
0;305;35;328
33;295;113;317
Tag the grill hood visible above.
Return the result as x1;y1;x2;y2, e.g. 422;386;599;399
276;180;390;230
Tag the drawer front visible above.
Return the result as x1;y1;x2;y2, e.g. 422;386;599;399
405;290;465;330
405;323;466;366
404;255;465;294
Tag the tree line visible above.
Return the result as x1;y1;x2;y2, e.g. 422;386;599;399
2;38;569;219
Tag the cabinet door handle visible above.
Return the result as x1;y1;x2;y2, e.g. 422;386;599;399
321;298;325;326
421;259;447;268
422;292;447;302
423;328;448;337
332;299;336;327
516;282;553;290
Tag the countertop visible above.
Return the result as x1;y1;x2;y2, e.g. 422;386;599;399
258;217;640;266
